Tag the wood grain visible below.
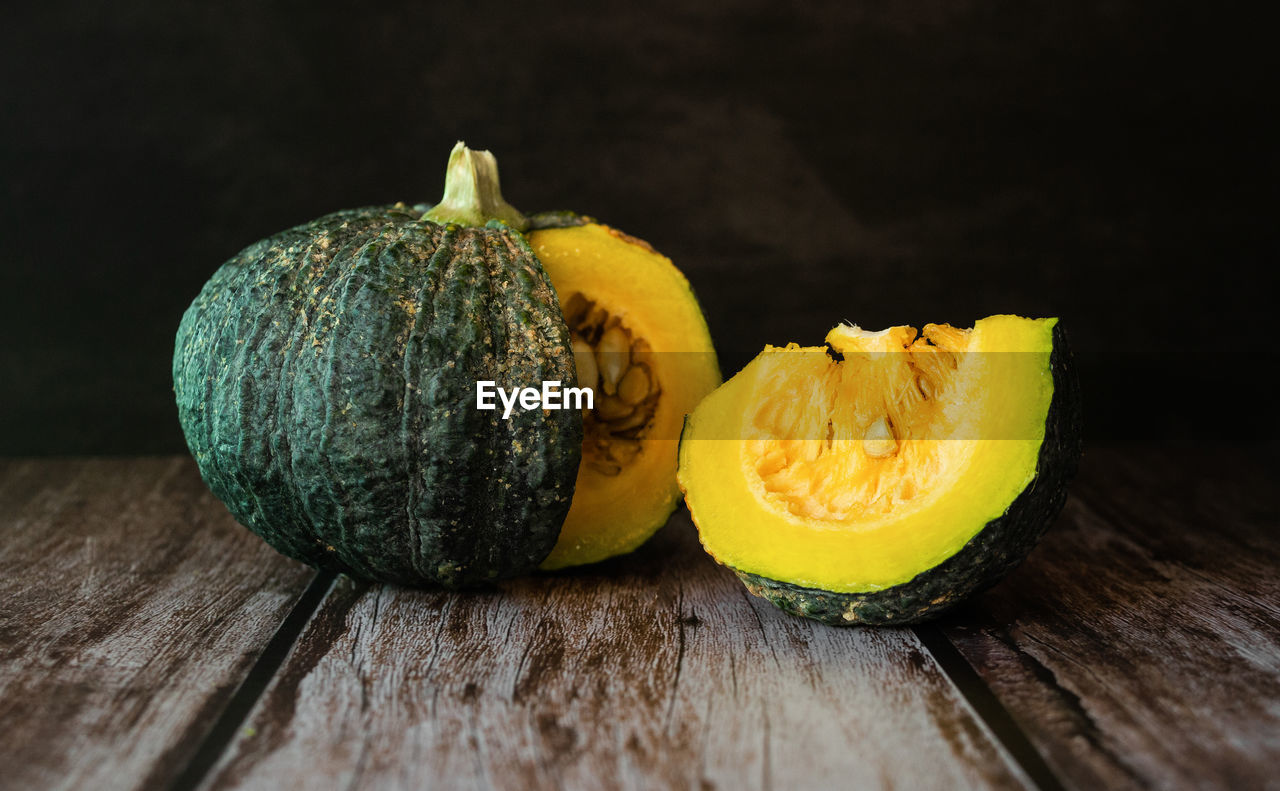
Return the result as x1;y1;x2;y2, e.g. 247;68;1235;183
0;458;315;791
8;447;1274;790
201;511;1031;791
943;444;1280;790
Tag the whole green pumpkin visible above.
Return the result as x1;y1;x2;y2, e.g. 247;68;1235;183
173;144;581;587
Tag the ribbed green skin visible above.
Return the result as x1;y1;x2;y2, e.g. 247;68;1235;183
737;323;1082;625
173;204;582;588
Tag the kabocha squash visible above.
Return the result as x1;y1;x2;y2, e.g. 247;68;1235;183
174;142;719;585
677;315;1081;625
529;223;720;569
174;145;580;588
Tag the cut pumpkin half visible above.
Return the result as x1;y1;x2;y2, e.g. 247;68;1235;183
530;221;721;569
677;315;1081;625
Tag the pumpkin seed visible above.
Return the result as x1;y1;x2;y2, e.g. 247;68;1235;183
596;326;630;394
617;364;650;405
863;416;897;458
606;408;650;432
595;394;634;422
571;334;599;395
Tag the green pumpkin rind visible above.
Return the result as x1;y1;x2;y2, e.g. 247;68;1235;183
735;322;1082;626
525;210;591;230
173;204;582;588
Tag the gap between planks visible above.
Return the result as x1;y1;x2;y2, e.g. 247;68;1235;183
914;625;1065;791
0;458;318;791
166;572;338;791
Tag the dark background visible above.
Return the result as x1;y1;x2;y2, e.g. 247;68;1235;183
2;0;1275;454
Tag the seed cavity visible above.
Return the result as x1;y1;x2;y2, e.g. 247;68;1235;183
563;292;661;476
563;292;589;326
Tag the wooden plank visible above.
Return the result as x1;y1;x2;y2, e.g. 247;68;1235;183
943;443;1280;790
0;457;316;791
202;510;1031;791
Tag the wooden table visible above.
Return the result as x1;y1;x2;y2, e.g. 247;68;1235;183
2;445;1276;790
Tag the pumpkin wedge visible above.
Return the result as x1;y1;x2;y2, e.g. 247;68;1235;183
677;315;1081;625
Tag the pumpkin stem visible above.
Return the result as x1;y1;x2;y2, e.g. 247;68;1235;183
422;142;529;231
